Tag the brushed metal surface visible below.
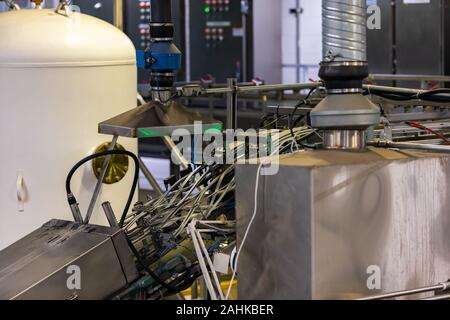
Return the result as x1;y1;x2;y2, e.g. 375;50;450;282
236;148;450;299
323;129;366;150
0;219;138;300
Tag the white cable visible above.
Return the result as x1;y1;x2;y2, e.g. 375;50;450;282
188;223;219;300
195;229;225;300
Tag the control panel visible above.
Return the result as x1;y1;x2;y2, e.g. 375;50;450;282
126;0;151;51
188;0;253;83
125;0;152;95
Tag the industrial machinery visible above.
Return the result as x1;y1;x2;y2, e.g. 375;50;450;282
69;0;282;93
236;0;450;300
186;0;253;83
0;220;138;300
1;0;450;301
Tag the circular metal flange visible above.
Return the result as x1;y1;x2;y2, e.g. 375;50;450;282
92;142;129;184
323;130;367;151
310;94;381;130
326;88;363;94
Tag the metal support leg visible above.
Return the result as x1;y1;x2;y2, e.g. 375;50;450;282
241;1;249;82
84;135;118;224
290;0;302;83
162;136;190;171
226;78;238;130
138;157;164;196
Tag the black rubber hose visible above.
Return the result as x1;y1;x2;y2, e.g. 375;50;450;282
364;88;450;103
67;151;195;294
65;150;139;228
151;0;172;22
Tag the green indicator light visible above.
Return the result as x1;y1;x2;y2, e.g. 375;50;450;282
204;7;210;13
138;128;158;138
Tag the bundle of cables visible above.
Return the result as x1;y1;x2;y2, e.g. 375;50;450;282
365;87;450;103
64;124;320;299
65;149;196;296
405;121;450;146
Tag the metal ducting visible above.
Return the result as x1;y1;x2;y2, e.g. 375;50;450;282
311;0;380;150
322;0;367;62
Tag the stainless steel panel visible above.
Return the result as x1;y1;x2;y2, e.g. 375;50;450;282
0;219;138;300
236;148;450;299
237;163;313;300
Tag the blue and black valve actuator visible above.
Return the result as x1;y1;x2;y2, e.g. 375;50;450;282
136;0;182;102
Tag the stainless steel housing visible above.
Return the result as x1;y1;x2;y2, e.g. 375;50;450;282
236;149;450;299
0;219;138;300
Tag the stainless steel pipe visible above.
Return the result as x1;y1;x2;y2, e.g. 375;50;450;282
369;141;450;154
323;129;366;151
102;201;119;228
357;282;450;300
201;82;321;95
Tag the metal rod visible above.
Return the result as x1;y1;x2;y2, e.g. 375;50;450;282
357;282;450;300
184;0;191;82
195;229;224;300
113;0;124;30
369;140;450;154
422;293;450;301
102;201;118;227
84;135;118;224
368;74;450;83
201;81;321;95
364;84;426;95
366;84;450;101
226;78;238;129
162;136;190;171
295;0;301;83
189;225;218;300
138;157;164;196
238;82;321;93
241;0;249;82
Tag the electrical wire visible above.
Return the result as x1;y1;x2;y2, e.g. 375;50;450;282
406;121;450;145
118;126;315;298
65;149;139;228
126;236;193;294
225;137;299;300
289;87;316;134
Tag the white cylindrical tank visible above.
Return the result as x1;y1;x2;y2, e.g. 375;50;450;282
0;9;138;249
